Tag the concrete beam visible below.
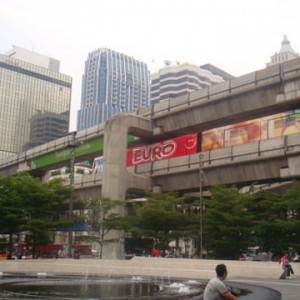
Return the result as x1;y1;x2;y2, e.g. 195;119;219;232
281;156;300;178
152;157;290;192
153;81;300;136
102;113;153;200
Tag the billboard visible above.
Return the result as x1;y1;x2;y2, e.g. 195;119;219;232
127;134;197;166
202;110;300;152
29;137;104;169
29;135;136;170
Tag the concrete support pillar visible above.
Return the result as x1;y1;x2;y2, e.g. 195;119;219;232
101;113;153;259
102;113;153;200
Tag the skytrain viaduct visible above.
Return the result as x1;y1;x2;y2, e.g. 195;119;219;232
0;58;299;199
1;58;300;258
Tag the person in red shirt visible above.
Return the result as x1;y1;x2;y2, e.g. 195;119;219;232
280;253;294;278
152;247;160;257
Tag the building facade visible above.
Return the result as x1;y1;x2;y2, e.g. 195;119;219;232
267;35;299;67
200;63;235;81
5;45;60;72
0;48;72;159
77;48;150;130
150;62;232;104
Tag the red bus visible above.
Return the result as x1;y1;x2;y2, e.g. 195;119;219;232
35;243;92;258
35;244;64;258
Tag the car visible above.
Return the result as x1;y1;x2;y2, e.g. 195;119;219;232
239;254;254;261
292;254;300;262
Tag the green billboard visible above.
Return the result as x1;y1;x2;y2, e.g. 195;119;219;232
29;136;104;169
29;135;136;170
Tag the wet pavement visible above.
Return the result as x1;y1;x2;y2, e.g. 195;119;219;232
233;276;300;300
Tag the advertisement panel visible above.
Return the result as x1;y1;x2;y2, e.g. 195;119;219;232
29;137;104;169
29;135;136;170
127;134;197;166
202;110;300;151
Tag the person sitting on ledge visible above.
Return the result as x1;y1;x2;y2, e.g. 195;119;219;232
203;264;238;300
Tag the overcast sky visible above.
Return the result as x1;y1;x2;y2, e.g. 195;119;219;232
1;0;300;130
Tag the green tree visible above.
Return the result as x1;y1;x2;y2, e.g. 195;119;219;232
245;182;300;257
278;180;300;254
84;197;124;259
0;173;73;256
203;185;253;259
21;176;73;257
120;192;199;254
245;189;286;256
201;181;300;259
0;175;27;250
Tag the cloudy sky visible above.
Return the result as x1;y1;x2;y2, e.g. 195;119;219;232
1;0;299;130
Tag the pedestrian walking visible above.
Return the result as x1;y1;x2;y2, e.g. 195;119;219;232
280;253;294;279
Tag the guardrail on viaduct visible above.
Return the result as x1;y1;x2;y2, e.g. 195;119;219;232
135;133;300;176
138;58;300;120
67;132;300;192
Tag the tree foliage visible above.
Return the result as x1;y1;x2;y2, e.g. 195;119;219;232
120;192;200;252
0;172;73;255
2;171;300;261
203;185;253;259
84;197;124;259
203;181;300;259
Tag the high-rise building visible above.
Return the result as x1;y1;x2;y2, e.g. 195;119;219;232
5;45;60;72
77;48;150;130
200;63;235;82
267;35;299;67
0;47;72;160
150;62;232;104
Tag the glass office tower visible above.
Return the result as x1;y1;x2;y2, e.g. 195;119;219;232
77;48;150;130
0;52;72;160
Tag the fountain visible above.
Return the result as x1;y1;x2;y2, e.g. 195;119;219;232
0;273;250;299
0;258;283;299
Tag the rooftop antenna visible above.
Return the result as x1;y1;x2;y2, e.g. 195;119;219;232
29;41;36;52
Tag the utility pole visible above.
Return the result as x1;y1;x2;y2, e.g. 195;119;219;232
199;153;204;259
67;131;77;258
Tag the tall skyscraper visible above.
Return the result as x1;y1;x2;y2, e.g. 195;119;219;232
77;48;150;130
267;35;299;67
5;45;60;72
150;62;232;104
200;64;235;82
0;46;72;160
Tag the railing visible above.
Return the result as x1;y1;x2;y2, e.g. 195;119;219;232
63;172;103;189
137;57;300;119
52;133;300;190
0;123;105;169
134;132;300;177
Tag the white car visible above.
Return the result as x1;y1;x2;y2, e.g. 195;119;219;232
292;254;300;262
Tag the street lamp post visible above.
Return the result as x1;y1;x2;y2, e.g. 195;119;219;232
67;131;77;258
199;153;204;259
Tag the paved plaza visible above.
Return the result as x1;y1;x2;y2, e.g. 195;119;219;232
1;257;300;299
